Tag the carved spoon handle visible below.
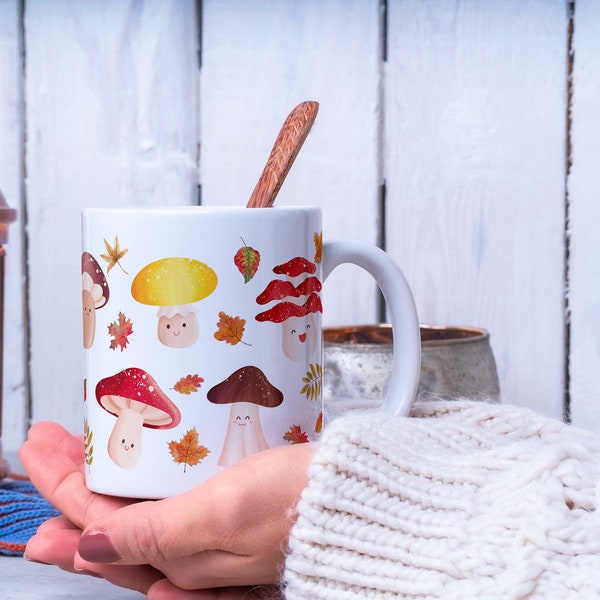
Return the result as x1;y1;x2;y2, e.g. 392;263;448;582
246;101;319;208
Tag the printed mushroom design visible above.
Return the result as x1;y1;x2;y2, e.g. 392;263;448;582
96;367;181;469
82;252;110;349
255;257;322;361
131;257;218;348
207;365;283;467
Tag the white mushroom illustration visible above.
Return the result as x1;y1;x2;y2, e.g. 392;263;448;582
207;365;283;467
255;256;322;361
95;367;181;469
82;252;110;349
131;257;218;348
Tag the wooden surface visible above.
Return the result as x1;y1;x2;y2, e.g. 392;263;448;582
1;0;600;453
0;557;142;599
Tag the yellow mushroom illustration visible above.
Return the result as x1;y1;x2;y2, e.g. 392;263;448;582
131;257;218;348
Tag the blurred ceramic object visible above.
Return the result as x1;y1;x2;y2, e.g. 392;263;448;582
324;324;500;411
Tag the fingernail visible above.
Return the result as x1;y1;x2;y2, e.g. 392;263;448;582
78;528;121;563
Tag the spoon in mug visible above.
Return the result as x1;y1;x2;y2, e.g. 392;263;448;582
246;101;319;208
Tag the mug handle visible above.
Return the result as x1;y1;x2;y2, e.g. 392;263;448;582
323;240;421;417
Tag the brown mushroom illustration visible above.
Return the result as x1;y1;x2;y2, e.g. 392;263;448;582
207;365;283;467
82;252;110;349
255;255;322;362
96;367;181;469
131;257;218;348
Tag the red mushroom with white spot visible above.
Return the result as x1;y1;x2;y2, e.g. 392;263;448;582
294;276;322;296
207;365;283;467
82;252;110;349
96;367;181;469
272;257;316;277
256;279;301;305
255;255;322;361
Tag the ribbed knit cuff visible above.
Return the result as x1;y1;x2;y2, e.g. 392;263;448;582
283;400;600;599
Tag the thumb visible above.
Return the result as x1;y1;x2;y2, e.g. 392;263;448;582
76;496;196;565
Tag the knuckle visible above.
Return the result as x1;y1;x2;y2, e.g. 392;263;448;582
124;504;170;564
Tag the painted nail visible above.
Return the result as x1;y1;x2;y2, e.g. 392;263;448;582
78;528;121;563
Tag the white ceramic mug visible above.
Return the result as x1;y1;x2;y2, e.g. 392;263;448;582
81;206;420;498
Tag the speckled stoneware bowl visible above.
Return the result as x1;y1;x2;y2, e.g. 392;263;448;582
323;324;500;411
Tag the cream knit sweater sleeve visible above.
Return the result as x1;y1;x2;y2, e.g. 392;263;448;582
283;400;600;599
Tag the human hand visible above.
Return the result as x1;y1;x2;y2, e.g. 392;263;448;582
20;421;313;596
20;421;165;592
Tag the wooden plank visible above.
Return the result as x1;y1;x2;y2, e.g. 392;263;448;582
567;0;600;430
200;0;383;326
385;0;568;418
0;552;142;599
0;0;28;452
24;0;198;435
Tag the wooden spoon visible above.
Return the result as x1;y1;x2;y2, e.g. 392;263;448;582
246;100;319;208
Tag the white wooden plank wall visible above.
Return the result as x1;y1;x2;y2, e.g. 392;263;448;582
1;0;598;453
385;0;568;419
567;0;600;430
200;0;382;327
0;0;28;451
22;0;199;449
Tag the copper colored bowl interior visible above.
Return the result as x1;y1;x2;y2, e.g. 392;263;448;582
323;324;488;346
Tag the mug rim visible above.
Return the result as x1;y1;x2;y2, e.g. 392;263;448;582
82;205;321;215
323;323;490;347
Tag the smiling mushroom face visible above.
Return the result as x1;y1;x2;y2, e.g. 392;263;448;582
207;365;283;467
131;257;217;348
255;257;322;361
96;367;181;469
256;293;322;361
82;252;109;349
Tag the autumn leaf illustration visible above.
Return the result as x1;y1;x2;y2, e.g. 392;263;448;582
84;418;94;469
314;231;323;264
214;311;251;346
300;363;323;401
168;428;210;472
173;374;204;395
100;236;129;274
108;312;134;351
315;411;323;433
283;424;309;445
234;237;260;283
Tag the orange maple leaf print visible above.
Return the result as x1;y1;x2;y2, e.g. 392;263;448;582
168;428;210;472
283;424;309;445
173;374;204;395
214;311;251;346
108;312;133;351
